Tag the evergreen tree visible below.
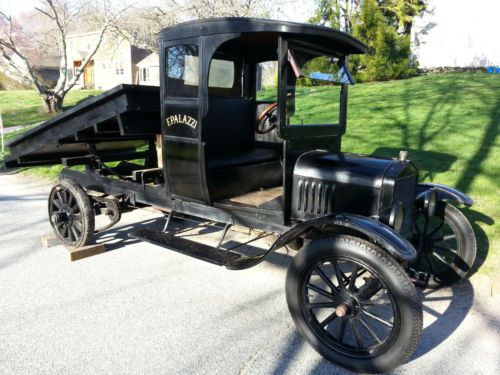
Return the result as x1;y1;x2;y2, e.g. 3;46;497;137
351;0;417;81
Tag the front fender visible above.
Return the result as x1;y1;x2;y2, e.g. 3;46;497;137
417;183;474;206
274;214;417;262
225;214;416;271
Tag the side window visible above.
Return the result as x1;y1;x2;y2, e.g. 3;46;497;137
209;59;234;88
166;44;199;98
208;53;242;96
256;61;277;101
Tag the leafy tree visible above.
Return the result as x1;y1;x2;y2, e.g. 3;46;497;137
309;0;424;82
309;0;361;33
379;0;426;35
351;0;417;81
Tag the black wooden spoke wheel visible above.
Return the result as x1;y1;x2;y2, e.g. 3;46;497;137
286;235;422;374
48;180;95;248
411;201;476;287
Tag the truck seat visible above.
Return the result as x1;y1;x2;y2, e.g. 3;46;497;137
204;97;282;200
207;147;279;170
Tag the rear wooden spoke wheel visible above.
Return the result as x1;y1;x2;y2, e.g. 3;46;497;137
411;201;476;287
48;180;94;248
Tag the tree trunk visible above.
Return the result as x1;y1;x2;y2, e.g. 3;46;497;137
41;92;64;113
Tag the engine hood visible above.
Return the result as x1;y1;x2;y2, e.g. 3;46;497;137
294;151;396;189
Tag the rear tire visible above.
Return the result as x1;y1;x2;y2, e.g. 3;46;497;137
286;235;422;373
48;179;94;248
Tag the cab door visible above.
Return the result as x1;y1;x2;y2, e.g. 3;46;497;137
160;39;209;203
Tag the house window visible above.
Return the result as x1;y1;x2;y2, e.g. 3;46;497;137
73;60;82;77
102;63;106;69
141;67;149;81
115;61;124;75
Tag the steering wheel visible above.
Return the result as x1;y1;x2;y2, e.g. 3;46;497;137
256;102;278;134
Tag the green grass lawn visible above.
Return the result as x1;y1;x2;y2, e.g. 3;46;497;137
0;89;101;128
0;89;102;179
343;73;499;276
1;73;499;276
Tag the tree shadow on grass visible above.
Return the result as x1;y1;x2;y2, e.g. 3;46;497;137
370;77;497;277
454;95;499;194
373;147;457;181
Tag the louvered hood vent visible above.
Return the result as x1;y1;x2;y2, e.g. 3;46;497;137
291;151;402;221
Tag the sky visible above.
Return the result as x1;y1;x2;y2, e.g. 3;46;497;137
0;0;316;22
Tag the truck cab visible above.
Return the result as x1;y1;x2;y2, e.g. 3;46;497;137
158;18;366;231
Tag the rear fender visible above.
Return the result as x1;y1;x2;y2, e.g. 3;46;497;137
417;183;474;206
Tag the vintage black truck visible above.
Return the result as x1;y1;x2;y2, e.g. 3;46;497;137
5;18;477;373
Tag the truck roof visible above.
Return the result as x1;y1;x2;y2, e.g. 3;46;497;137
158;17;366;55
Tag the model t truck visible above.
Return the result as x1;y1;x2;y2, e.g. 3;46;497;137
6;18;477;373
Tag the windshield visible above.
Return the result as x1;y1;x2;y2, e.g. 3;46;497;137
286;51;347;126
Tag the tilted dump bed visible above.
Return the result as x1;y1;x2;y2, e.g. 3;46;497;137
6;84;161;168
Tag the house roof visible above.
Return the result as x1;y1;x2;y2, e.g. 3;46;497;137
131;46;152;66
136;52;159;68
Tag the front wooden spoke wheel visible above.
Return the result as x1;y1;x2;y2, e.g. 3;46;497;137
304;258;397;358
411;201;477;286
286;236;422;373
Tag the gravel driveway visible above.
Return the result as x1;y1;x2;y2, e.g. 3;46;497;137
0;172;498;375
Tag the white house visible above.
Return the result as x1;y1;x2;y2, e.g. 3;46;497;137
66;31;150;90
136;52;160;86
411;0;500;68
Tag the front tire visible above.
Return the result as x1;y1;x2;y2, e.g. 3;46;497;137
411;201;477;287
286;235;422;373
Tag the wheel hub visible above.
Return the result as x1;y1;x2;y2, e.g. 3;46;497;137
335;293;361;318
51;211;70;223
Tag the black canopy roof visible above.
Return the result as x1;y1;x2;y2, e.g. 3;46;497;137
158;18;366;55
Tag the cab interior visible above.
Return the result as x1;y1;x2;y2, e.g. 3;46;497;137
203;34;284;210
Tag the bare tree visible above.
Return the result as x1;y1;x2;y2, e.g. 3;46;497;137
113;4;179;53
0;0;128;113
185;0;275;18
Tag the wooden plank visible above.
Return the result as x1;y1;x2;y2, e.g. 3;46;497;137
156;134;163;168
68;243;106;261
41;235;61;248
229;186;283;207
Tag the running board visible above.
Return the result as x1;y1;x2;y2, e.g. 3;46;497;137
129;229;242;266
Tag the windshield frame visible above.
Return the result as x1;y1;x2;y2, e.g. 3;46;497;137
277;37;349;140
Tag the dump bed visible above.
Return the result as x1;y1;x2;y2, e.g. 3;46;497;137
6;84;161;168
